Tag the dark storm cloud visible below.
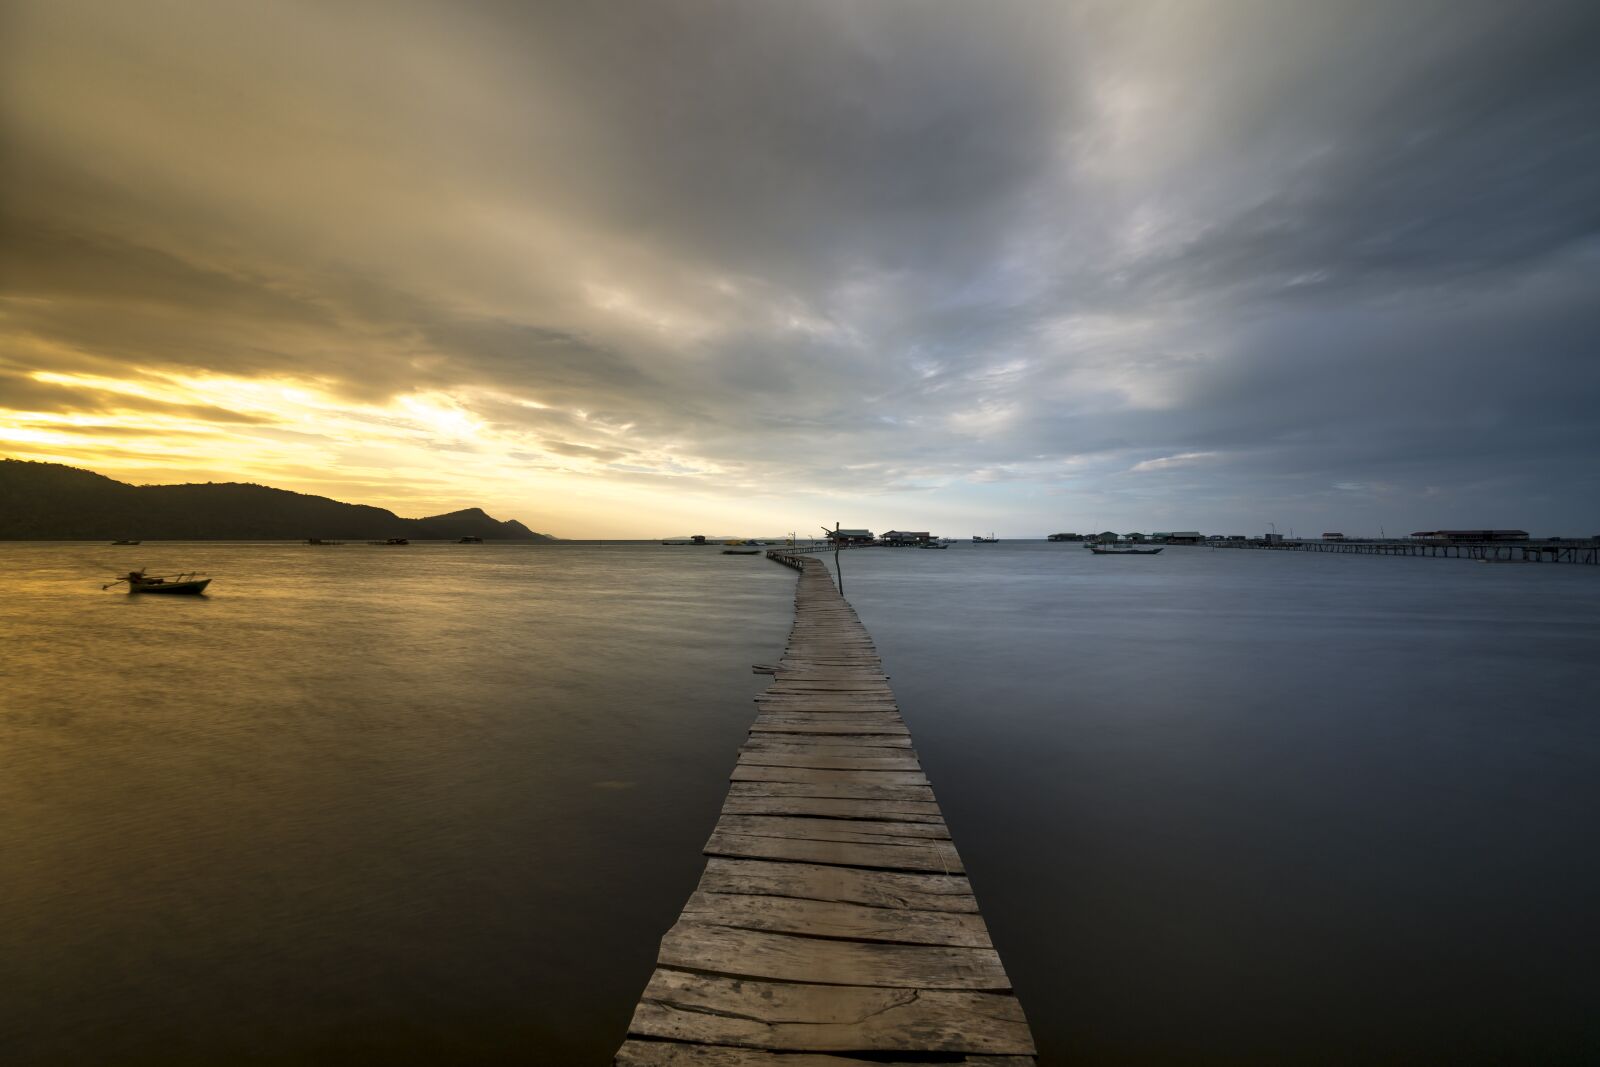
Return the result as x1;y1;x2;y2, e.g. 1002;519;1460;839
3;0;1597;531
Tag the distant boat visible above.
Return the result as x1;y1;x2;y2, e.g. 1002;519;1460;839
457;536;483;543
972;533;998;543
1089;545;1164;555
104;569;211;594
919;542;949;549
306;538;345;545
111;539;141;545
722;548;761;555
940;537;958;544
368;538;409;545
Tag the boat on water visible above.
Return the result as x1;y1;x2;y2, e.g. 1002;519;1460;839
722;548;761;555
972;533;999;543
457;536;483;543
1089;545;1164;555
111;539;141;545
940;537;958;544
105;569;212;594
368;538;410;545
919;541;949;549
306;538;345;545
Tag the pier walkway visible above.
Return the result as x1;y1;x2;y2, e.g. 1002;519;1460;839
614;552;1035;1065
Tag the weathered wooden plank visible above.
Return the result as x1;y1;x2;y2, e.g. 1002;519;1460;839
704;830;963;873
728;780;936;802
771;670;891;679
719;794;945;822
681;890;991;947
748;713;902;723
716;814;949;843
750;724;908;736
766;683;895;693
731;765;930;787
628;970;1033;1053
754;703;902;712
742;736;914;751
757;693;895;701
656;922;1008;990
696;858;976;912
615;1043;1033;1066
736;751;923;772
753;715;906;727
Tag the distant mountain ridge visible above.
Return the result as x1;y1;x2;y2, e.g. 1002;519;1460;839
0;459;554;541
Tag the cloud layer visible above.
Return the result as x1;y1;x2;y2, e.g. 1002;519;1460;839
3;0;1597;535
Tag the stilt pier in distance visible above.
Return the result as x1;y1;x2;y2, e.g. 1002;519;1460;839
613;550;1035;1064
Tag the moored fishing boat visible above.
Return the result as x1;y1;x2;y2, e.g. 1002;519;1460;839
1088;545;1164;555
104;569;212;594
368;538;409;545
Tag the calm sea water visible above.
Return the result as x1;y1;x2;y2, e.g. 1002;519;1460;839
2;541;1597;1064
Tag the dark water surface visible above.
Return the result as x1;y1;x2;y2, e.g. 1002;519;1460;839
1;543;793;1065
3;542;1597;1064
830;542;1600;1066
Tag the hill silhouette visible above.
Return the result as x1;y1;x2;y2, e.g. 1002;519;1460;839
0;459;553;541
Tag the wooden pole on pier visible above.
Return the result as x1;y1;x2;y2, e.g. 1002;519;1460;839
613;551;1035;1064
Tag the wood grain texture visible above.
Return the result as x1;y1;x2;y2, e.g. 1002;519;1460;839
716;814;950;842
681;890;992;947
656;922;1010;990
730;765;930;787
743;736;914;751
627;970;1034;1054
695;857;978;912
736;750;923;772
616;1043;1033;1066
719;794;945;822
704;830;964;874
727;779;937;802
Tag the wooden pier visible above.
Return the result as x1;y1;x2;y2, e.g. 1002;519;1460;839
614;551;1035;1065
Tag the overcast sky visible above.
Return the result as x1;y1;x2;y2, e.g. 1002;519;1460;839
3;0;1597;537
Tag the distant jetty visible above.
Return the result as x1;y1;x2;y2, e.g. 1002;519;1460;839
1208;535;1597;565
0;459;555;541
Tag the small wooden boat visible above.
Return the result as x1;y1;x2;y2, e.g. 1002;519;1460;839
1089;545;1164;555
111;539;141;545
457;536;483;543
368;538;409;545
105;569;212;594
919;542;949;549
306;538;345;545
722;548;761;555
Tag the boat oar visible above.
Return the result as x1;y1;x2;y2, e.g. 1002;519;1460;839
101;578;128;590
